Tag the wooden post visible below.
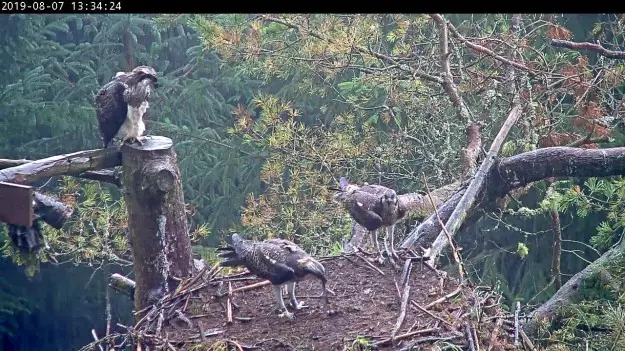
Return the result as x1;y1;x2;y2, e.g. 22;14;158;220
0;182;33;227
120;136;193;317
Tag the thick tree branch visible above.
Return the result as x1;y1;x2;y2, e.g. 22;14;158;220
0;149;121;185
0;159;121;187
402;146;625;251
551;39;625;60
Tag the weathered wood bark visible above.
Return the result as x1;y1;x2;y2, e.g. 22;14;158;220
0;159;121;187
120;136;193;316
402;147;625;251
33;192;74;229
524;237;625;335
0;148;121;185
424;104;522;264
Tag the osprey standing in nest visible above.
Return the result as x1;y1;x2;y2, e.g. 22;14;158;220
333;177;407;263
217;234;329;320
95;66;158;148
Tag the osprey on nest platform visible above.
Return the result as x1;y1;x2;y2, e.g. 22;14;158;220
217;234;329;320
95;66;159;148
333;177;407;264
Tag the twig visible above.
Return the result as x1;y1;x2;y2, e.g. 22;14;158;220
551;39;625;59
514;301;520;347
230;280;271;294
397;334;463;351
411;300;454;328
422;173;465;283
355;253;385;276
197;322;206;343
391;285;411;340
91;329;104;351
465;323;476;351
371;327;438;347
519;329;536;351
425;286;463;309
226;282;233;324
400;258;413;288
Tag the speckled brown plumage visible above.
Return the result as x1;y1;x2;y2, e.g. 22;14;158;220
333;177;407;262
217;234;328;319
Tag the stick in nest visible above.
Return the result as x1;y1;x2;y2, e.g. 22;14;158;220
422;173;465;283
391;285;411;340
371;327;438;347
226;282;234;324
424;285;462;309
355;252;385;275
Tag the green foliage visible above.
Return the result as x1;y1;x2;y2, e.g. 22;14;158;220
0;276;31;339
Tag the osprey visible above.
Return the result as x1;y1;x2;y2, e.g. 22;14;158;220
217;234;328;320
95;66;158;148
333;177;407;263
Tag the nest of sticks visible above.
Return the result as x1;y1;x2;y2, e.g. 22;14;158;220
82;248;533;351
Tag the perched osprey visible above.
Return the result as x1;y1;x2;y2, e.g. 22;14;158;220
333;177;407;263
95;66;158;148
217;233;328;320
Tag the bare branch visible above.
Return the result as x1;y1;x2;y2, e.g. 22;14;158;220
551;39;625;60
0;149;121;185
0;159;121;187
445;17;536;74
425;103;523;265
431;14;473;122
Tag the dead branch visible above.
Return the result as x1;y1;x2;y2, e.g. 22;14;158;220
431;14;473;122
425;286;463;309
391;285;411;339
371;327;438;347
425;103;523;265
551;39;625;60
0;148;121;185
0;158;121;187
226;282;233;324
423;174;465;283
411;300;454;328
525;236;625;335
547;181;563;290
445;16;535;74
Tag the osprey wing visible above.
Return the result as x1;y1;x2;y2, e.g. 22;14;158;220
344;191;385;231
95;79;128;147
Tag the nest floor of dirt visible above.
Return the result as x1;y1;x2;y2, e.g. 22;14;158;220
151;254;519;351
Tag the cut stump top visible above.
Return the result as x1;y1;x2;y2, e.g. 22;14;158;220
123;135;173;152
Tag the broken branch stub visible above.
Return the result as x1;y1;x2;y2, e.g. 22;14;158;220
120;136;193;318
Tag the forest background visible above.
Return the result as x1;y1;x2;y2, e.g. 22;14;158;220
1;13;625;350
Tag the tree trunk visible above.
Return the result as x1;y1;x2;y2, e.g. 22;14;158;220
121;136;193;317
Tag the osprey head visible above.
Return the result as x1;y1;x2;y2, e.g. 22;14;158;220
381;192;398;208
128;66;159;88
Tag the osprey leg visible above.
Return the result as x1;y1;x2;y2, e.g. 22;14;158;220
370;229;386;264
387;225;399;260
273;284;294;319
287;282;306;310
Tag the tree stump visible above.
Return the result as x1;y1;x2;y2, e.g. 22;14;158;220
121;136;193;316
